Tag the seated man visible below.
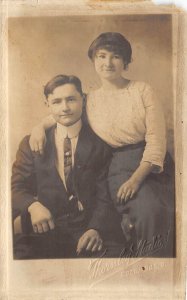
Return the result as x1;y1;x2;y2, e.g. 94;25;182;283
12;74;124;259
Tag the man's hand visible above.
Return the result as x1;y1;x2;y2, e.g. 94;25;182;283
76;229;103;255
28;201;55;233
29;125;46;155
117;178;140;203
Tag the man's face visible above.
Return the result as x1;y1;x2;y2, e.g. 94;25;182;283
47;83;83;127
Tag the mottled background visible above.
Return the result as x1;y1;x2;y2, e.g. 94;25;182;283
7;13;182;299
8;15;174;163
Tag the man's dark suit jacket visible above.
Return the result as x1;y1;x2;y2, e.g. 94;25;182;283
11;123;114;236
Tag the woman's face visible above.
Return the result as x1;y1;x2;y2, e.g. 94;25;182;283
93;48;125;81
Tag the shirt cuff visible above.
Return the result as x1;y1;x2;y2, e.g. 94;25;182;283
140;159;163;173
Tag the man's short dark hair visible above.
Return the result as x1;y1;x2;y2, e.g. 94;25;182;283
44;74;83;99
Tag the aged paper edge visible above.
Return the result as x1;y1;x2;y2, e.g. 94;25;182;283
0;1;187;299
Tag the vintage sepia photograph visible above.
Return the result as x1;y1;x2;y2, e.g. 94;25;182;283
9;14;175;260
1;2;186;299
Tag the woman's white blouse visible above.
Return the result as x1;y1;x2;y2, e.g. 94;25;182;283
86;80;166;172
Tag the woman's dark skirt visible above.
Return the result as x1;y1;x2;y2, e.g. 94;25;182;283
107;142;175;257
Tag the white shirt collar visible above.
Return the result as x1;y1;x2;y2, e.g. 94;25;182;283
56;119;82;139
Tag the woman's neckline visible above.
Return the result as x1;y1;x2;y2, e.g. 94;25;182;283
97;79;133;93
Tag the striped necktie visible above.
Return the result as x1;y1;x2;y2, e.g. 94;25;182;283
64;136;72;185
63;135;84;212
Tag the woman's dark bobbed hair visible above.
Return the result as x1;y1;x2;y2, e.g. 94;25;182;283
88;32;132;66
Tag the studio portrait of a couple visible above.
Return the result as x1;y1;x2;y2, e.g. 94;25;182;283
10;16;175;260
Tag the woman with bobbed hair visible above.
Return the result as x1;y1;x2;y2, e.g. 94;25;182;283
88;32;132;67
30;32;175;257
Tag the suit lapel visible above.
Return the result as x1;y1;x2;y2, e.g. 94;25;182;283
74;125;93;167
43;126;56;167
42;124;94;202
72;125;93;207
43;126;67;194
44;124;93;169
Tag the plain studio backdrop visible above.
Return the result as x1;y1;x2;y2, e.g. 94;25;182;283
8;15;174;163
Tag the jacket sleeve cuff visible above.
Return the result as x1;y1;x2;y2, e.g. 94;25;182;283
86;218;104;236
19;196;37;217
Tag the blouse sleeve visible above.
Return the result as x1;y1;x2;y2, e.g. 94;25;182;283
141;83;166;173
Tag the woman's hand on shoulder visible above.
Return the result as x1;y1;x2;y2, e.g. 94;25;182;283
117;178;140;203
29;124;46;155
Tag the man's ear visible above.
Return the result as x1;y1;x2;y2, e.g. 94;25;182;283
82;93;87;106
44;99;49;107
